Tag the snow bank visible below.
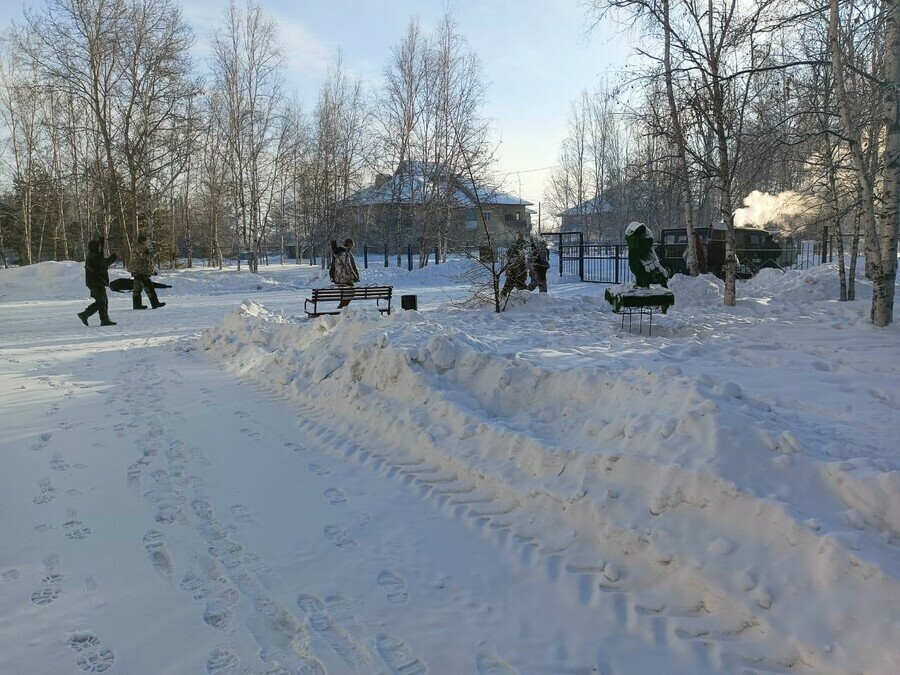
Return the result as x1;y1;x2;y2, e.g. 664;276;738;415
199;260;900;673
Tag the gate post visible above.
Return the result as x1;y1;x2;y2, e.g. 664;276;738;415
615;245;620;283
558;240;563;276
578;232;584;281
363;244;368;269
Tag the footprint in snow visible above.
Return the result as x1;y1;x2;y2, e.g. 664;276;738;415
307;463;331;476
63;516;92;541
31;554;64;606
377;570;409;605
376;634;427;675
323;524;357;550
67;631;115;673
155;503;182;525
31;431;53;451
324;488;347;505
206;647;240;674
476;651;518;674
50;453;70;471
143;530;175;578
33;478;56;505
230;504;254;523
297;593;371;667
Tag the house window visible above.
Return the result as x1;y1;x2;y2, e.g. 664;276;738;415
465;207;477;229
515;211;520;221
484;211;493;222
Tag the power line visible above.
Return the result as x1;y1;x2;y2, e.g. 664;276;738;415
502;165;557;176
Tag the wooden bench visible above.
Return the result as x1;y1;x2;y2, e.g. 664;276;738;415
304;285;393;317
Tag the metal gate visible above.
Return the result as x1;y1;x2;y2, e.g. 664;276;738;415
547;231;634;284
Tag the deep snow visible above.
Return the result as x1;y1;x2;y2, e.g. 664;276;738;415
0;257;898;674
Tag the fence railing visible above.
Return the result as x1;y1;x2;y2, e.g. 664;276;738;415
554;236;830;284
272;235;832;282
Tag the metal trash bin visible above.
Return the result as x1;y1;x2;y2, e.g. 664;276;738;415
401;294;418;311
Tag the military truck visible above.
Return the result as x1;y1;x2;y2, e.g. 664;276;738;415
657;222;791;279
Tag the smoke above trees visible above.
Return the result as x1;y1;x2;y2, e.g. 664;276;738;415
733;190;823;233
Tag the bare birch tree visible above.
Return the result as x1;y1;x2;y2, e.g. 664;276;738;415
829;0;897;325
212;0;285;273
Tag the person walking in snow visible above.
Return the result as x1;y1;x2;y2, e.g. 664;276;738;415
527;236;551;293
129;235;166;309
330;238;360;309
78;237;118;326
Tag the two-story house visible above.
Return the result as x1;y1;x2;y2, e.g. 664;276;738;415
335;161;533;250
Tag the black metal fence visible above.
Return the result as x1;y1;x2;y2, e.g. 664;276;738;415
548;231;830;284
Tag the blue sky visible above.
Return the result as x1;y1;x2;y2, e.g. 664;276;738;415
3;0;632;211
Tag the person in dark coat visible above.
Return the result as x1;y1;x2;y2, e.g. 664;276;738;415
501;232;528;297
330;238;360;308
77;237;117;326
129;235;166;309
527;236;551;293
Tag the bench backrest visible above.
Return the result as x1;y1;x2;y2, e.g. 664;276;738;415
311;286;392;301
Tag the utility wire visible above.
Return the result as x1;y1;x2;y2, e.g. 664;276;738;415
501;165;557;175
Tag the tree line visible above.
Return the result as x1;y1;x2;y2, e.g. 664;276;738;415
0;0;488;274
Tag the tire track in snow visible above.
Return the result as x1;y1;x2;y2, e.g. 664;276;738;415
290;402;803;673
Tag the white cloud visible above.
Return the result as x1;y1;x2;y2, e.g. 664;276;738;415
273;15;333;79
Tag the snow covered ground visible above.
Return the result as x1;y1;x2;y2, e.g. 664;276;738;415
1;257;898;675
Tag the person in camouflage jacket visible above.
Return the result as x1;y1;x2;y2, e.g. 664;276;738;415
129;235;166;309
77;237;117;326
330;238;360;308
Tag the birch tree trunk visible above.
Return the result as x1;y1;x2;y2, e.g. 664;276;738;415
831;0;896;325
663;0;699;276
877;0;899;325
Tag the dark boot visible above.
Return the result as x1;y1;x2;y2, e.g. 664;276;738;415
133;295;148;310
99;309;116;326
77;311;89;326
148;287;166;309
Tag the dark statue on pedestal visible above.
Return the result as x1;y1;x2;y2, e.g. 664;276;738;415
605;222;675;317
625;222;670;288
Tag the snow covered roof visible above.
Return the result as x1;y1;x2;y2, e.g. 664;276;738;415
337;161;532;208
558;195;614;217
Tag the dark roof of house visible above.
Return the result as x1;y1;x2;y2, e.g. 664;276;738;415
558;195;614;217
338;161;532;208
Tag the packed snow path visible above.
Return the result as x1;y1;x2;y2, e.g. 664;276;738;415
2;260;899;674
